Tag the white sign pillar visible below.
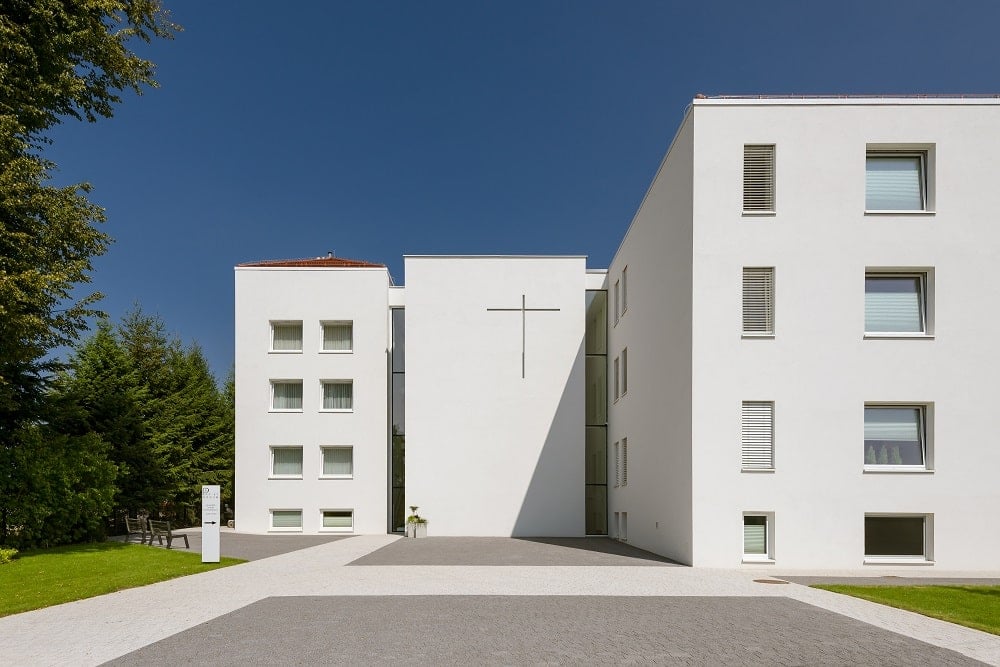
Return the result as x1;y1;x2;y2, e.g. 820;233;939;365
201;485;221;563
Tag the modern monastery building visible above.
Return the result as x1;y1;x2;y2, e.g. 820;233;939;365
235;95;1000;569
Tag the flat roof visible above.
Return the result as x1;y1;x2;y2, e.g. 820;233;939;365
693;93;1000;106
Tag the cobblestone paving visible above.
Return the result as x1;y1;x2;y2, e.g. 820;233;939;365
107;595;984;666
349;536;678;566
782;575;1000;587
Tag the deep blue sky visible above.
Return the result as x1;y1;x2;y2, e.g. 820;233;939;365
45;1;1000;379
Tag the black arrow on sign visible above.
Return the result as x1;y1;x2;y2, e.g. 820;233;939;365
203;521;217;525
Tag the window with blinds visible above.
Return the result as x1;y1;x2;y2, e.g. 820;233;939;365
741;401;774;470
271;447;303;477
322;510;353;531
742;267;774;335
866;152;926;211
271;381;303;410
621;437;628;487
322;447;353;477
865;273;926;334
271;510;302;530
864;406;926;467
322;321;353;351
743;515;768;557
322;381;353;410
743;144;775;212
271;321;303;352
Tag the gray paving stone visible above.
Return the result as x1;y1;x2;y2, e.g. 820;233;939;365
348;536;679;566
781;575;1000;587
106;595;984;666
116;530;352;561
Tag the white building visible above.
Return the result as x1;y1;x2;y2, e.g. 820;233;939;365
235;95;1000;569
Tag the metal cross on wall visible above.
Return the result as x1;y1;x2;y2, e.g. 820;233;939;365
486;294;560;378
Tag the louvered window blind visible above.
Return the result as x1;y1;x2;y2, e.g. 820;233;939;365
322;510;353;529
743;516;768;555
272;447;303;476
743;145;775;212
323;322;353;351
864;406;924;466
323;382;353;410
272;322;302;351
742;268;774;335
272;381;303;410
272;510;302;529
323;447;353;476
865;275;924;333
622;438;628;487
866;154;925;210
741;401;774;469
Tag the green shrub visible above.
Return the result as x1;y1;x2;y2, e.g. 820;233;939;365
0;549;18;565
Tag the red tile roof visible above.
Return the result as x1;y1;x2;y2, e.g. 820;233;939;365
237;256;385;268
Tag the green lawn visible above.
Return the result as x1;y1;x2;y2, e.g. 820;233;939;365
814;584;1000;635
0;541;244;617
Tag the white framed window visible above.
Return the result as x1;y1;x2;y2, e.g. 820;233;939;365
270;380;303;411
743;144;775;214
865;272;931;336
321;321;353;352
742;267;774;336
864;514;932;563
864;405;931;471
741;401;774;471
321;446;353;478
621;348;628;396
613;441;620;488
270;446;303;478
743;513;774;562
613;357;620;401
622;266;628;313
621;437;628;487
614;280;620;325
320;509;354;533
270;321;303;352
865;148;931;212
270;509;302;532
321;380;353;411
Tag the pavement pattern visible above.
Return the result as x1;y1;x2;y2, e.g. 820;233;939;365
1;534;999;666
138;529;352;561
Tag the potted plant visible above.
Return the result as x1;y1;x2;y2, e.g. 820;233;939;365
406;505;428;538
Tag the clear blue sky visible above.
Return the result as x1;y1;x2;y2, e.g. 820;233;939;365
44;1;1000;380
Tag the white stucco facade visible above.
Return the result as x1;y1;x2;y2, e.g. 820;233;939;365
235;96;1000;570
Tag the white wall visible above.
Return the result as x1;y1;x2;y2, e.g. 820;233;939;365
404;256;587;536
688;100;1000;568
607;112;695;564
234;267;391;534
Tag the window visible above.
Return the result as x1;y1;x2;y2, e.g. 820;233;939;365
613;357;620;400
741;401;774;471
621;437;628;487
743;514;771;561
270;447;303;478
322;321;353;352
865;515;930;561
614;441;620;487
321;446;353;478
614;280;620;325
271;381;303;411
864;406;928;469
742;267;774;336
621;348;628;396
270;509;302;531
866;151;927;211
865;273;929;335
621;266;628;313
270;321;302;352
321;381;353;411
743;144;775;213
321;510;353;532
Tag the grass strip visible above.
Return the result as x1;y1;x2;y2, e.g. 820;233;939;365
0;541;244;617
813;584;1000;635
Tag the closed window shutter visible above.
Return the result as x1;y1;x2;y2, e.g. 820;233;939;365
323;511;353;529
743;516;768;555
742;268;774;335
272;510;301;528
743;145;775;212
323;448;353;475
741;401;774;469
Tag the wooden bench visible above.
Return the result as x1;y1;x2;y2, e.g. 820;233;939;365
124;516;148;544
148;519;189;549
